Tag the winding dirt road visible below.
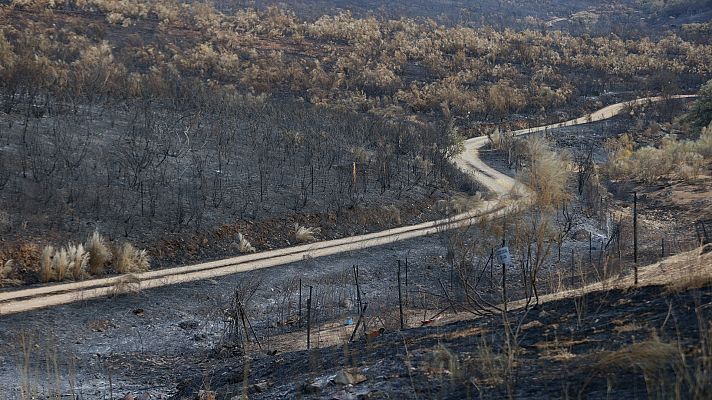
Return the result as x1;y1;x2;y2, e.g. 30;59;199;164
0;95;695;315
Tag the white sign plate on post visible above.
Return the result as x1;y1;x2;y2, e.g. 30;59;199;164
496;246;513;267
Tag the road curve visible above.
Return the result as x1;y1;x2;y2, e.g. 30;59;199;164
453;94;697;198
0;94;695;315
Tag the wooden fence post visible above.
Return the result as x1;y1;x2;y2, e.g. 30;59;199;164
398;262;404;330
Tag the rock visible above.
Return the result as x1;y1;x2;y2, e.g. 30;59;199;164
302;380;323;394
333;368;367;385
198;390;216;400
331;390;356;400
357;391;388;400
572;229;590;241
366;328;385;339
178;320;199;330
249;381;270;393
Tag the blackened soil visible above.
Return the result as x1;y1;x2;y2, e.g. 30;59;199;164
173;283;712;399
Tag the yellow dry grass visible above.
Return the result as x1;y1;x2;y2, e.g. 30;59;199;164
594;339;679;375
114;243;150;274
85;230;112;276
294;224;320;243
0;259;21;287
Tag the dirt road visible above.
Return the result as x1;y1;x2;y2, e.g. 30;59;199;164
0;95;695;315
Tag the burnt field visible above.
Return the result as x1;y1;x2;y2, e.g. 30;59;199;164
0;92;469;281
173;279;712;399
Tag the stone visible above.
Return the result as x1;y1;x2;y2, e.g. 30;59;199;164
198;391;216;400
302;380;322;394
178;320;199;330
249;381;270;393
572;229;590;241
333;369;367;385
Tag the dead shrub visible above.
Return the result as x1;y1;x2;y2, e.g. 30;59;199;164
108;274;141;297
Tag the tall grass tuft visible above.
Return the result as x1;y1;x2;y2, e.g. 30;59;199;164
294;224;320;243
67;243;89;281
114;243;150;274
40;245;55;283
53;247;69;281
85;230;112;276
236;233;256;253
0;259;20;287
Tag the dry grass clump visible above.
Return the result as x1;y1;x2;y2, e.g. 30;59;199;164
381;205;401;225
40;245;55;283
448;193;483;214
114;243;150;274
67;243;89;281
236;233;256;253
665;272;712;293
466;336;507;387
294;224;320;243
430;344;461;379
85;230;112;276
35;232;148;282
594;339;679;376
39;244;90;282
0;259;21;287
108;274;141;297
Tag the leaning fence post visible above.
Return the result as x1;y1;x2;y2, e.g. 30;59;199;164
353;265;362;312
